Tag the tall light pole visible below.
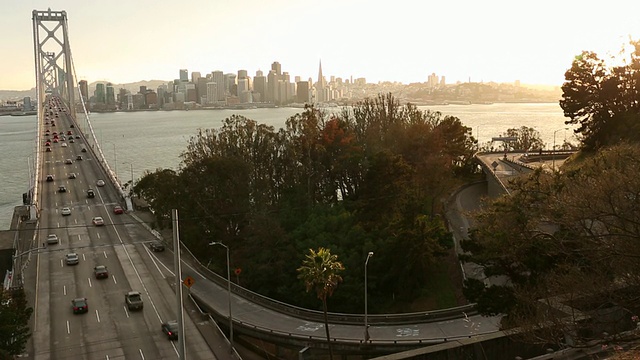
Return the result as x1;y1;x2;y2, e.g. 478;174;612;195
364;251;373;342
209;241;234;354
552;127;568;170
122;162;134;190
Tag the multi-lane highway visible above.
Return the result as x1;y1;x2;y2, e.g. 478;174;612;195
29;96;216;360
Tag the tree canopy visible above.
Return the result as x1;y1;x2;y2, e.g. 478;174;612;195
560;40;640;151
0;288;33;357
134;93;478;312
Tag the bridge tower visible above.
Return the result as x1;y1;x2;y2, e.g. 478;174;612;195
32;9;76;119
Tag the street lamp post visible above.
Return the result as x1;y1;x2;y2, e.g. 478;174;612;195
209;241;234;354
552;128;568;170
364;251;374;342
122;162;134;190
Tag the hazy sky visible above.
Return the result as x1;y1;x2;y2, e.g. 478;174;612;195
3;0;640;90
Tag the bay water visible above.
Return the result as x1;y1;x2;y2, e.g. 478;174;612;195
0;102;571;230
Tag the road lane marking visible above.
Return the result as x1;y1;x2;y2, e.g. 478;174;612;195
63;285;66;295
144;247;166;279
112;275;117;284
123;306;129;318
82;254;86;261
66;320;70;334
78;234;82;241
60;259;63;267
139;349;144;359
96;309;100;322
97;233;101;239
88;278;92;287
103;251;107;258
74;219;77;225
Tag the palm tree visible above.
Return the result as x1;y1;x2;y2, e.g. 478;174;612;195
297;247;345;360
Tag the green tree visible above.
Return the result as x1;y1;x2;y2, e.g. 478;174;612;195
0;288;33;356
461;143;640;347
505;126;545;151
297;248;344;360
560;40;640;151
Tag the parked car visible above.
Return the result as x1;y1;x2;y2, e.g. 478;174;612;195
161;320;179;340
71;298;88;314
65;253;79;265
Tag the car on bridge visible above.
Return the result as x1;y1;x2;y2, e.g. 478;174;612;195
92;216;104;226
45;147;52;152
94;265;108;279
68;173;76;179
161;320;179;340
96;179;105;187
87;189;95;198
76;155;82;161
64;159;72;164
57;186;66;193
81;147;87;152
46;234;59;245
46;174;54;182
65;253;79;265
149;241;165;252
125;291;143;311
61;143;68;147
61;207;71;216
113;205;124;214
71;298;88;314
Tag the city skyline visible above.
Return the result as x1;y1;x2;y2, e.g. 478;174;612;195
2;0;640;91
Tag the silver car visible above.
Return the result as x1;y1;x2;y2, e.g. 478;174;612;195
65;253;79;265
46;234;59;244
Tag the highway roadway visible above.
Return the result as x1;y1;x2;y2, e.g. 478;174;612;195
28;96;216;360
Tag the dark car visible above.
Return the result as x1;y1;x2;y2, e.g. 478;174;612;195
71;298;88;314
70;124;75;128
149;241;165;252
161;320;179;340
76;155;83;161
81;147;87;152
87;189;95;198
45;147;52;152
58;186;66;193
94;265;108;279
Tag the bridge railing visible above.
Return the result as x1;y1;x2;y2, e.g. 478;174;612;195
74;91;129;203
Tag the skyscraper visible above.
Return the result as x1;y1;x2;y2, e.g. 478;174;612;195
179;69;188;82
316;60;325;102
211;71;225;101
271;61;281;76
253;70;266;103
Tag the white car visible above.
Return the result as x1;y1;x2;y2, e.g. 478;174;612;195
61;143;68;147
92;216;105;226
46;234;59;244
96;180;105;187
61;207;71;216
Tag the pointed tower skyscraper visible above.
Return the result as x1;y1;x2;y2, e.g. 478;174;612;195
316;59;325;102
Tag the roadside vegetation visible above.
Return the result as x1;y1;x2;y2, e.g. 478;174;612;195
460;39;640;350
134;93;480;313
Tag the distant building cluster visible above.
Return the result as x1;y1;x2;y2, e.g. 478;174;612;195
79;60;372;111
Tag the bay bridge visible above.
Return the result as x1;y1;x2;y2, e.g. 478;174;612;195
5;8;574;360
